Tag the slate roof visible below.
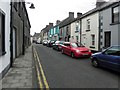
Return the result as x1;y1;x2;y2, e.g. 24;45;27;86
44;25;53;33
59;17;75;28
71;0;119;23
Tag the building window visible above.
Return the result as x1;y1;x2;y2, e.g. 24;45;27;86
0;11;5;56
66;26;69;35
76;36;78;42
87;19;90;30
112;6;119;23
91;34;95;46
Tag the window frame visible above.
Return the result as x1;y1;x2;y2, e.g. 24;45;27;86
0;9;6;56
104;46;120;56
112;6;119;24
86;19;90;30
91;34;95;46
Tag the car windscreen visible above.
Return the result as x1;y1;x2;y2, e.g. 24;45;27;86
105;46;120;56
71;43;78;47
76;43;85;47
59;41;64;44
55;41;60;44
71;43;84;47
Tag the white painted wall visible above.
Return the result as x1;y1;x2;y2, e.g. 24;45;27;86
0;1;10;74
70;21;80;43
81;12;99;51
70;22;76;42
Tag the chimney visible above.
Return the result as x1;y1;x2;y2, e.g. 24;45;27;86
96;0;107;7
46;25;49;28
69;12;74;18
56;20;61;25
49;23;53;26
77;12;82;18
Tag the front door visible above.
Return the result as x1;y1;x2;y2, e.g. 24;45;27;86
104;31;111;48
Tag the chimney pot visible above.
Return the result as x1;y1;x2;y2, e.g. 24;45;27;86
77;12;82;18
69;12;74;18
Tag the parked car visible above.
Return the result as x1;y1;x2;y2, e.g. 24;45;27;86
53;41;64;51
47;40;56;47
91;45;120;72
42;40;48;46
36;38;42;44
46;40;51;47
61;42;92;58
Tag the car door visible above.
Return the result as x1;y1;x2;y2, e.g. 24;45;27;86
64;43;70;55
66;45;71;55
98;47;120;70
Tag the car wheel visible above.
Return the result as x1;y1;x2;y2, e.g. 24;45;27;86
92;58;99;67
71;52;75;58
62;49;64;54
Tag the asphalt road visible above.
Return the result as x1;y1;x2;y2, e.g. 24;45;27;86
34;44;120;88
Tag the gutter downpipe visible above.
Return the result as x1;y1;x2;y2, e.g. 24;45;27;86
118;1;120;46
10;1;13;67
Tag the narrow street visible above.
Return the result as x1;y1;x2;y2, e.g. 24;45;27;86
33;44;119;88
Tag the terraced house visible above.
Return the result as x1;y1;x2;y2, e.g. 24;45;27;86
43;23;53;40
99;1;120;50
0;0;31;79
80;0;107;52
70;13;82;43
0;0;11;79
49;20;60;41
59;12;75;41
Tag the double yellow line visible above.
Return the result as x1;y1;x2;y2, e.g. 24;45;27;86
33;47;49;89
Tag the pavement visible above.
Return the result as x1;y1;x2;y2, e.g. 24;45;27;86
1;45;34;89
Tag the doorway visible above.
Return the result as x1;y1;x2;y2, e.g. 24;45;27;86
104;31;111;48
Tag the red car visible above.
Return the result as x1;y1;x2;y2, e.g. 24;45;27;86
61;42;92;58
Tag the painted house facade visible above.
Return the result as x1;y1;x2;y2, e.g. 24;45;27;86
59;12;75;41
81;10;100;51
0;0;11;79
43;23;53;40
32;32;40;43
49;20;60;41
0;1;31;79
70;20;81;42
70;13;82;43
99;1;120;50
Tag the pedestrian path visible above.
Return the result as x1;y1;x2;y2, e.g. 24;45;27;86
1;45;33;88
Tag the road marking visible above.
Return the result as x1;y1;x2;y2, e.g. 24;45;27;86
33;51;43;89
34;47;50;89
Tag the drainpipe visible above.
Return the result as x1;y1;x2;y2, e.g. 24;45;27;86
10;2;13;67
80;19;81;44
22;2;25;55
98;11;101;51
118;1;120;45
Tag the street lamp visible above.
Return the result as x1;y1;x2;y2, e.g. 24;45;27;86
25;2;35;9
22;1;35;55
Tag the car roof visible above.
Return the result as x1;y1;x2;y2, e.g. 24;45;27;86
64;42;70;44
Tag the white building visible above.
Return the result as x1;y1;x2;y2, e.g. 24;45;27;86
81;9;99;51
0;1;11;79
70;20;81;43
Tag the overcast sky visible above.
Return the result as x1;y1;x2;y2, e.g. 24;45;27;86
26;0;109;35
